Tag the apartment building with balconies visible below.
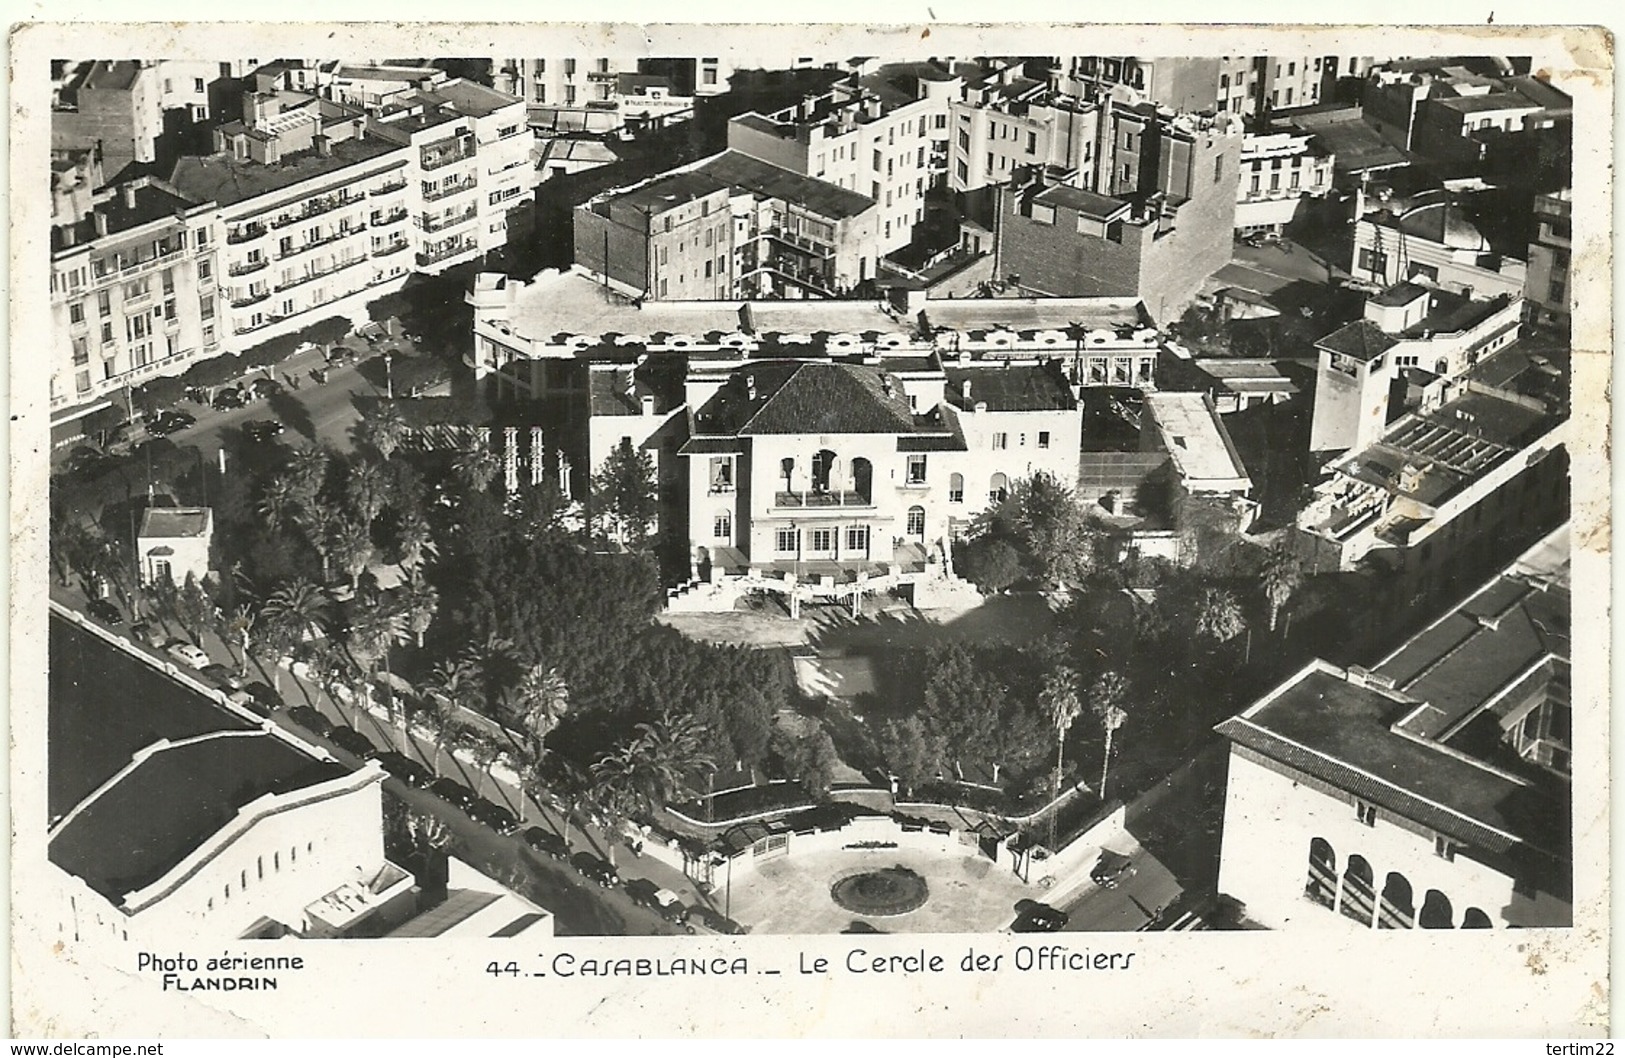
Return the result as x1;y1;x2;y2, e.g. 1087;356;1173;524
948;66;1100;193
49;175;220;425
727;62;962;258
1235;128;1336;234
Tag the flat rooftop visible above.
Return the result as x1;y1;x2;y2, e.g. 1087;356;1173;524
417;78;523;118
1034;184;1131;221
139;506;211;539
608;169;731;216
1143;392;1251;488
168;135;405;207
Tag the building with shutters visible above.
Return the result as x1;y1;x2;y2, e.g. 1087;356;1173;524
1215;524;1572;930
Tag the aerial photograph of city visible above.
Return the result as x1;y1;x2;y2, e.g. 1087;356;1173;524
38;43;1578;960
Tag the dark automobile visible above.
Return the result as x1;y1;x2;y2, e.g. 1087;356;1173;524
1090;850;1137;890
327;725;376;758
430;777;479;811
468;798;521;835
374;751;434;788
226;689;272;718
285;705;333;737
199;663;241;690
1010;901;1069;933
243;419;285;442
522;827;569;861
242;681;284;712
212;387;247;410
85;598;123;625
572;852;619;888
626;879;693;929
691;905;749;935
250;377;285;399
145;410;196;436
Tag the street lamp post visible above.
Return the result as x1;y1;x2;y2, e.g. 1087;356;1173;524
384;352;395;400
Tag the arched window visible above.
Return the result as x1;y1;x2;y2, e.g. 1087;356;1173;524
906;506;926;537
812;449;836;493
1378;872;1414;929
989;472;1009;504
949;472;964;503
1339;854;1376;926
1419;889;1454;929
1305;837;1336;908
1461;907;1493;929
851;457;873;501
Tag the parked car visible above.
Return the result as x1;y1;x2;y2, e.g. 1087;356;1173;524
242;681;284;712
468;798;521;835
226;688;272;718
243;419;285;442
429;777;479;811
522;827;569;861
286;705;333;737
373;751;434;789
145;410;196;436
626;879;693;930
250;377;285;399
85;598;122;625
1010;901;1069;933
327;725;377;758
690;905;749;935
212;387;247;410
199;663;241;690
164;639;211;669
1090;850;1137;890
129;620;152;643
572;852;619;889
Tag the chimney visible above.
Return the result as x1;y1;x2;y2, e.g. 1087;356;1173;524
974;401;988;413
746;374;757;400
961;378;972;401
641;394;655;416
94;211;109;238
120;182;138;210
316;136;333;157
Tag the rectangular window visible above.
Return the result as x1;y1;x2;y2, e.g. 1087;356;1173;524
1356;801;1378;827
1290;170;1301;190
1357;248;1389;276
198;258;212;281
69;302;85;325
97;291;111;315
845;525;869;551
872;149;882;171
71;336;89;365
810;528;835;552
101;322;114;345
992;432;1008;450
906;454;927;484
200;295;214;320
1027;131;1038;154
714;511;731;539
161;268;175;295
1038;431;1050;449
775;528;798;553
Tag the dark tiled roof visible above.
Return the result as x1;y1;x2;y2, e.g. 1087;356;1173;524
944;364;1076;412
167;136;406;208
1315;319;1400;362
52;181;204;252
692;361;918;437
1370;281;1430;307
611;170;732;216
698;151;875;219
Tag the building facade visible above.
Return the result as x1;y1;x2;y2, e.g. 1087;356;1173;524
1523;189;1571;327
1235;129;1335;233
1350;190;1528;300
1215;525;1572;930
137;506;214;585
51;60;165;178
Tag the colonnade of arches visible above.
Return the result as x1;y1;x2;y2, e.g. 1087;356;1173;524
1306;837;1493;929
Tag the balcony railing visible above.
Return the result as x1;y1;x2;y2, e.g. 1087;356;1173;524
370;208;410;227
764;228;836;257
416;240;478;267
229;258;270;276
370;180;409;197
231;290;271;308
772;489;874;510
107;246;187;279
227;224;268;244
274;255;367;292
371;239;410;258
420;137;477;171
269;194;364;229
418;207;478;234
276;227;364;260
423;175;479;202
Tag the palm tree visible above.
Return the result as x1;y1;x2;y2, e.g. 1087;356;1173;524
1040;665;1083;850
1194;587;1246;644
593;708;717;821
257;475;300;532
459;631;516;713
508;660;570;764
286;443;331;508
225;603;256;676
357;402;409;462
346;458;389;531
422;659;473;775
347;589;409;748
1091;671;1129;802
395;510;435;572
328;516;373;594
297;505;340;584
1260;542;1303;634
452;440;500;494
259;579;332;689
398;567;439;648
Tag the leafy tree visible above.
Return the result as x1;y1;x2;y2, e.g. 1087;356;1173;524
297;505;339;584
452;440;500;494
226;604;256;678
422;659;474;775
875;715;944;797
591;437;657;547
1091;671;1129;801
956;535;1023;593
920;643;1004;774
174;572;215;648
1040;665;1083;849
772;725;840;801
965;471;1099;589
1259;542;1303;633
395;510;434;572
510;477;572;539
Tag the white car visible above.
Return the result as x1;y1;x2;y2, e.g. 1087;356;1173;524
165;640;211;669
